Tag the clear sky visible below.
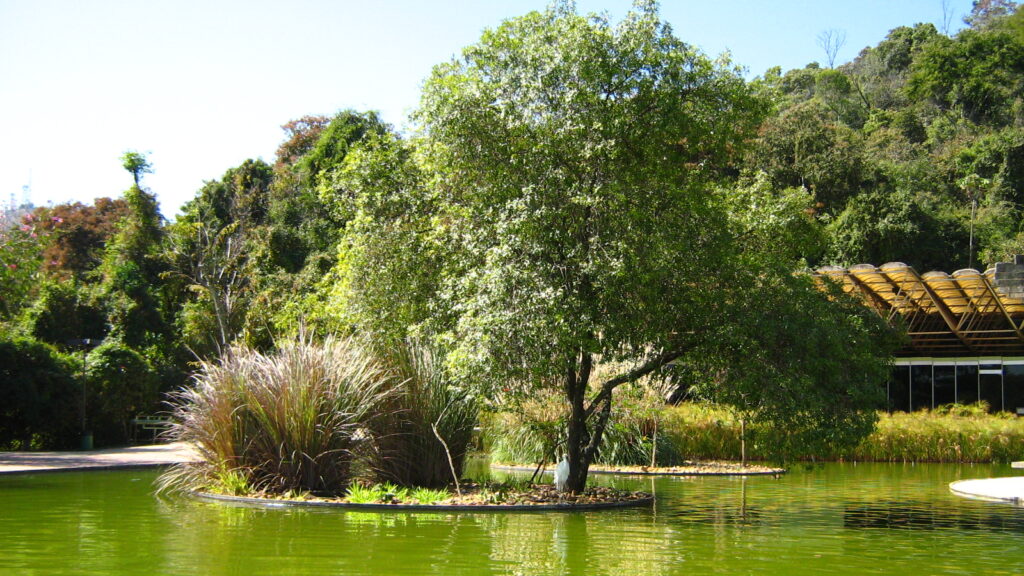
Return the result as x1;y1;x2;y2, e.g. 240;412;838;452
0;0;975;218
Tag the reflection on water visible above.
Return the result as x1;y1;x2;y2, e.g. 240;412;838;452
844;500;1024;532
2;463;1024;575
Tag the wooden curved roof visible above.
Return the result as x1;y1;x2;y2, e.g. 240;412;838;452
817;262;1024;357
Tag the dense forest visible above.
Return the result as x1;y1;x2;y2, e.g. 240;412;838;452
1;1;1021;450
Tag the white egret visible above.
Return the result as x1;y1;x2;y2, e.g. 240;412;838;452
554;457;570;492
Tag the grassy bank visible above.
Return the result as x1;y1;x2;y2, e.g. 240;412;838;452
662;403;1024;464
485;402;1024;465
842;405;1024;463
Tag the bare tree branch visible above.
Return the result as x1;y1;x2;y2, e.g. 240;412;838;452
817;29;847;68
941;0;955;35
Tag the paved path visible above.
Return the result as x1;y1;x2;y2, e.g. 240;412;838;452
950;476;1024;504
0;443;199;475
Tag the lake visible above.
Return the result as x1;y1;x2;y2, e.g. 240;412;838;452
2;462;1022;575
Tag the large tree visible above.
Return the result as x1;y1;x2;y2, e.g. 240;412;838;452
336;1;896;493
414;1;765;492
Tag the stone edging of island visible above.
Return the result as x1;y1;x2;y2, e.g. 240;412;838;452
491;463;786;477
189;490;655;512
949;477;1024;504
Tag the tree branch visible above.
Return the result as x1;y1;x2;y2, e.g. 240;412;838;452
584;342;697;419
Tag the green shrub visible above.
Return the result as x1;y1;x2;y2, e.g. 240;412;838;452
162;336;393;495
369;340;479;488
0;336;79;449
85;340;160;446
20;281;107;347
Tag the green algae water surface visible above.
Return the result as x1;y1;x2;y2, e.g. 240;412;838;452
2;463;1023;575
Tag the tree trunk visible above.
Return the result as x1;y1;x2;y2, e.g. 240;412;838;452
560;345;693;493
740;418;747;468
565;394;589;493
563;352;592;494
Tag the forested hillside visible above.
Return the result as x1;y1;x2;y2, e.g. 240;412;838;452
1;1;1020;449
745;1;1024;271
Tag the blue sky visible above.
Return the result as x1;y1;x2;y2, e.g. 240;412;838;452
0;0;975;217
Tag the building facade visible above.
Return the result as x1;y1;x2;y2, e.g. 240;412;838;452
819;259;1024;414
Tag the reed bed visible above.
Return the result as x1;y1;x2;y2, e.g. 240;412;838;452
659;403;1024;464
842;405;1024;463
369;340;479;488
161;336;393;495
485;402;1024;465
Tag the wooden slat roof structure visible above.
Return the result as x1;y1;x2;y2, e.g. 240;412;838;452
817;262;1024;357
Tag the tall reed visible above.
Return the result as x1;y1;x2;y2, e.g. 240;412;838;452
369;340;479;488
843;405;1024;463
161;336;393;495
660;403;1024;464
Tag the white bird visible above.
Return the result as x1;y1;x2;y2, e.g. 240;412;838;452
554;457;570;492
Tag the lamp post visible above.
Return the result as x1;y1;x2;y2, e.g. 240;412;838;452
66;338;100;450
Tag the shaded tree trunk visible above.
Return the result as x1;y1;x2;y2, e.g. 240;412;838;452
560;345;696;494
564;351;593;494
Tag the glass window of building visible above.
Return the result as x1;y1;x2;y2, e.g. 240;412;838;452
979;364;1003;412
933;364;956;408
956;364;979;405
889;365;910;412
1003;364;1024;415
911;365;931;411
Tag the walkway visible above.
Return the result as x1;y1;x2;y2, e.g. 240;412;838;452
0;442;198;475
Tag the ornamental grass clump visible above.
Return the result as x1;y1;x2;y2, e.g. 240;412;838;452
485;390;566;466
160;336;393;495
369;340;479;489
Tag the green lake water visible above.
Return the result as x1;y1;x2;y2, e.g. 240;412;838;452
2;462;1023;575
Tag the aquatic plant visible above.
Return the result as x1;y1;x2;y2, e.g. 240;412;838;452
844;405;1024;463
368;340;479;489
658;403;1024;464
160;335;393;495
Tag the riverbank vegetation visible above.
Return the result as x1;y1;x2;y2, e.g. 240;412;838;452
2;2;1023;488
846;404;1024;463
488;402;1024;465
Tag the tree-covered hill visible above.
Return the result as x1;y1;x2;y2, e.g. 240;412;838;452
746;0;1024;271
